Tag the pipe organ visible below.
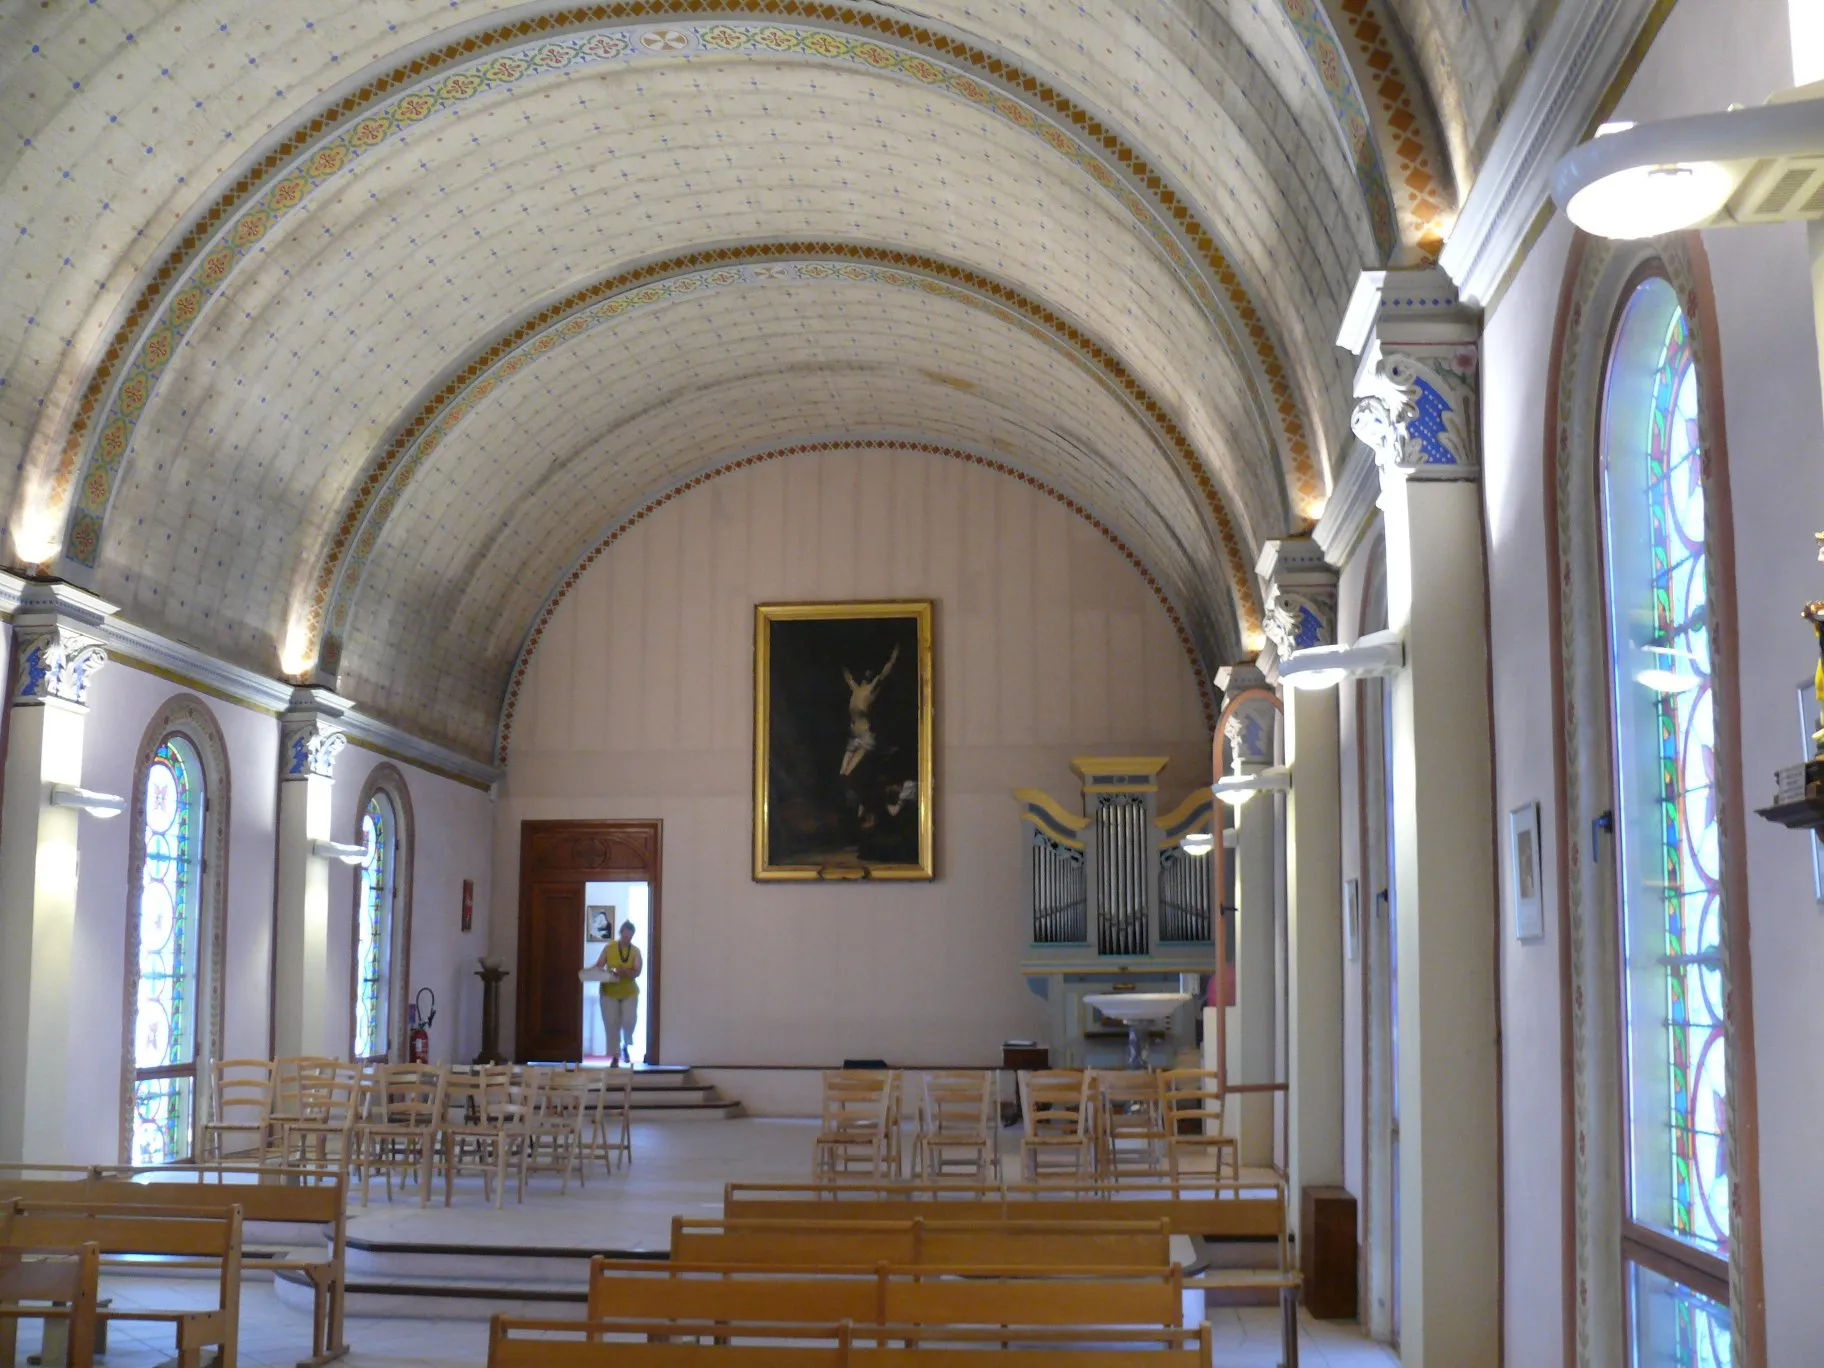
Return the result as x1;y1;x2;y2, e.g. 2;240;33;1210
1014;757;1213;1067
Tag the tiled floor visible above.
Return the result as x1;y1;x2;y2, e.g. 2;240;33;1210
8;1119;1399;1366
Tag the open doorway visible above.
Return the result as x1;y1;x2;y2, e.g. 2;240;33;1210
582;881;653;1065
515;819;661;1063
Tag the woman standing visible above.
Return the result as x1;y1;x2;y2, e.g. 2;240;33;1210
593;921;642;1066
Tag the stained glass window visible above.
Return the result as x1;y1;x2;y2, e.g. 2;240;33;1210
354;792;397;1060
1600;274;1729;1367
131;737;203;1165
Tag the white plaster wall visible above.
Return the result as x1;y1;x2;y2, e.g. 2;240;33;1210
1474;0;1824;1357
64;665;279;1164
1334;544;1371;1223
1481;211;1575;1367
54;661;493;1163
329;746;495;1067
496;447;1214;1066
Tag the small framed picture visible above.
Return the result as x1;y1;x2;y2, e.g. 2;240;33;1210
460;878;474;933
1508;801;1544;942
1343;878;1361;963
586;904;615;943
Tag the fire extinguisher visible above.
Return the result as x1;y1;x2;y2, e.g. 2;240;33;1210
408;988;436;1063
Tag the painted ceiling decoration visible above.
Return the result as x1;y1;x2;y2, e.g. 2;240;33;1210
41;3;1340;574
309;243;1263;682
495;438;1223;762
0;0;1550;757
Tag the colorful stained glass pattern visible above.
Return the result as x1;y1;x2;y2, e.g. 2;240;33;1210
132;739;199;1165
1630;1263;1732;1368
1602;278;1729;1267
354;796;395;1060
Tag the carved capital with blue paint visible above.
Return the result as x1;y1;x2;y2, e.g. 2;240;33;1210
1353;347;1479;477
13;627;108;707
1224;696;1279;769
1257;537;1337;658
281;717;346;780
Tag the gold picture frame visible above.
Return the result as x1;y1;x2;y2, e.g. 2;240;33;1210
753;600;935;881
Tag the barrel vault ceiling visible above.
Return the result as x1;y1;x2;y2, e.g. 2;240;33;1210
0;0;1542;760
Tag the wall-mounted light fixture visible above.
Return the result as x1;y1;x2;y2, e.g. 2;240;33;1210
1179;831;1215;856
1212;767;1291;808
1278;628;1406;691
311;838;369;866
48;784;125;819
1551;86;1824;240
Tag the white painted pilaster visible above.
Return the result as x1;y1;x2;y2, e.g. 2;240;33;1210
272;687;349;1059
0;581;115;1162
1216;665;1279;1168
1263;538;1346;1233
1349;267;1500;1366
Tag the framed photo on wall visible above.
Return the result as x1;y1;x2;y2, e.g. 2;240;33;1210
1508;800;1545;942
754;600;935;881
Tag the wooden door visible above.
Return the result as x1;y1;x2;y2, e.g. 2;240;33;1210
515;820;662;1062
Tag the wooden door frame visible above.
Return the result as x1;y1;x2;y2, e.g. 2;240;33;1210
515;819;663;1064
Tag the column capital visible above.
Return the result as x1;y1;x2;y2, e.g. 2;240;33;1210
1341;267;1481;482
1257;537;1339;655
10;580;118;707
280;685;351;781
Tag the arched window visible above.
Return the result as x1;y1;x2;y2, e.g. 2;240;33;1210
128;735;207;1164
1598;273;1732;1358
353;790;400;1061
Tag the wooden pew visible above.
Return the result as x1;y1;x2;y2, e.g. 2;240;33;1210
589;1259;1184;1331
670;1217;1172;1269
0;1163;350;1366
0;1199;241;1368
0;1240;100;1368
489;1317;1212;1367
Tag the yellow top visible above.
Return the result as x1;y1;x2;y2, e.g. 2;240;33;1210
600;941;640;999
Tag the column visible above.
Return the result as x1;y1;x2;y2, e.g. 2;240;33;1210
1348;266;1499;1366
272;686;349;1059
1214;664;1279;1168
1261;539;1345;1232
0;581;115;1162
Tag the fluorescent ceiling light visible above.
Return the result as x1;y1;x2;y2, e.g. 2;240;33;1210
311;838;369;865
1179;831;1215;856
1212;767;1291;808
48;785;125;818
1279;628;1405;690
1552;94;1824;239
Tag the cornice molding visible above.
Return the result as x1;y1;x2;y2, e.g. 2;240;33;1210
1313;440;1381;565
1437;0;1661;304
0;572;499;789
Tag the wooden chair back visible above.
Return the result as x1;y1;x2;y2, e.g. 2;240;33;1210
0;1240;101;1368
1020;1071;1089;1139
370;1064;446;1129
919;1071;993;1138
271;1056;330;1120
1158;1069;1224;1132
203;1060;275;1158
821;1071;893;1136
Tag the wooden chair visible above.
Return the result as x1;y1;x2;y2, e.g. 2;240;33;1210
0;1199;242;1368
281;1062;360;1170
443;1065;533;1207
1159;1069;1238;1181
912;1070;999;1182
0;1239;100;1368
1017;1070;1093;1181
1090;1070;1169;1178
356;1064;446;1206
199;1059;275;1162
813;1071;897;1180
525;1067;590;1194
585;1067;634;1173
268;1056;330;1145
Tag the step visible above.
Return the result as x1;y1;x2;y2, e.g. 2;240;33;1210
627;1085;720;1106
628;1098;742;1121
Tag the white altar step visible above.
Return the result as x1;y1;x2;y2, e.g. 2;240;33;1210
626;1065;740;1119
